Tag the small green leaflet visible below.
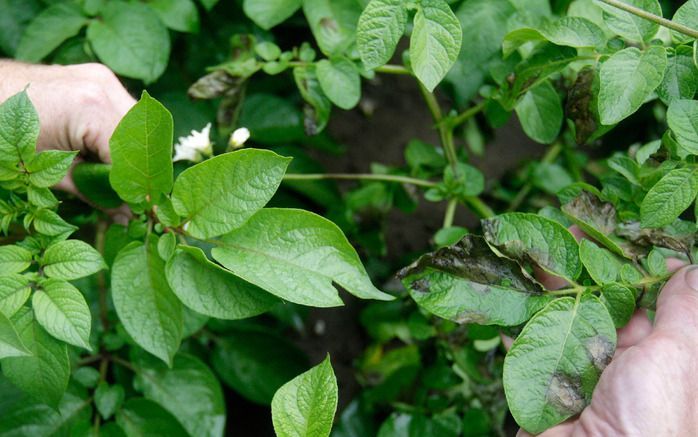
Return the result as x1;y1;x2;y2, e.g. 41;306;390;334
86;2;170;83
33;209;77;237
579;239;622;285
515;80;563;144
502;17;605;57
0;245;33;275
409;0;462;92
600;282;635;328
0;311;30;358
243;0;302;30
316;57;361;110
670;0;698;44
212;208;393;307
293;65;332;134
15;2;87;62
1;307;70;408
357;0;408;69
26;151;77;188
171;149;289;239
109;91;173;204
112;237;182;365
302;0;361;56
272;355;338;437
166;246;279;319
598;46;667;125
400;236;552;326
148;0;200;33
504;294;616;434
116;398;188;437
32;279;92;350
482;213;582;282
27;186;58;208
667;99;698;156
0;274;31;317
42;240;106;280
95;382;125;420
657;47;698;105
0;91;38;165
596;0;661;42
640;167;698;228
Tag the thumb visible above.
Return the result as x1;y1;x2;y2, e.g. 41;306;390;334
653;265;698;336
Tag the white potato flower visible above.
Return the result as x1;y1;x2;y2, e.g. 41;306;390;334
173;123;213;162
228;127;250;149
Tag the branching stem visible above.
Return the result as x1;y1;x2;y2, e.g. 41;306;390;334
598;0;698;39
283;172;437;187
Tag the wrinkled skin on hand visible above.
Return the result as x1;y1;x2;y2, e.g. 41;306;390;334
512;227;698;436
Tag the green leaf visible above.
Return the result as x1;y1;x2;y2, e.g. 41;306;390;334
1;307;70;407
0;0;41;56
212;327;308;404
579;239;622;285
147;0;199;33
0;275;31;317
504;294;616;434
357;0;408;69
515;80;563;144
657;47;698;105
0;91;38;165
243;0;302;30
600;282;635;328
32;279;91;350
109;91;174;204
561;191;628;258
667;99;698;156
42;240;106;280
598;46;667;125
116;398;188;437
409;0;462;92
597;0;661;42
133;352;225;437
272;355;338;437
293;65;332;134
33;209;78;237
166;246;279;319
670;0;698;44
302;0;362;55
212;208;393;307
171;149;289;239
483;213;582;282
316;57;361;110
0;311;30;358
86;2;170;83
0;245;33;275
112;237;182;365
15;3;87;62
640;167;698;228
646;248;668;277
27;185;58;208
502;17;605;57
94;382;124;420
399;236;552;326
157;232;176;261
72;163;122;209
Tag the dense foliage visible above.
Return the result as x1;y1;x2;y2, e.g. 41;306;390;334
0;0;697;435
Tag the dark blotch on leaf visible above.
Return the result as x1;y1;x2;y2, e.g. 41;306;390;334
410;278;430;294
455;310;489;324
617;221;695;254
547;373;585;415
562;191;617;235
585;336;614;371
566;67;597;145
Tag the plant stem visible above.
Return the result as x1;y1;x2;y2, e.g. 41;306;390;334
418;83;458;167
546;272;672;296
443;199;458;228
507;143;563;212
375;64;411;75
283;172;437;188
446;101;486;129
95;219;109;332
110;355;137;373
598;0;698;39
464;196;496;219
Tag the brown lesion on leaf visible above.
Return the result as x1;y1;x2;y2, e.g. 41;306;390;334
319;17;339;34
409;278;431;294
565;67;597;145
455;310;489;325
562;191;617;236
585;335;615;371
616;221;695;255
547;373;585;415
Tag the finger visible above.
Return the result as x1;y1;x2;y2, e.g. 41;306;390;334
517;419;576;437
615;309;652;352
501;333;513;350
653;265;698;337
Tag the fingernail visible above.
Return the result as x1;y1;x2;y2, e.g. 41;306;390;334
685;266;698;292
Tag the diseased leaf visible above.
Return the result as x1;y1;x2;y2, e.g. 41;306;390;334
272;355;338;437
482;213;582;282
15;3;87;62
109;91;173;204
561;191;628;257
166;246;279;319
357;0;407;69
133;352;226;437
32;279;92;350
515;80;563;144
171;149;289;239
598;46;667;125
504;294;616;434
42;240;106;280
0;274;31;317
316;57;361;110
667;99;698;156
243;0;302;30
409;0;462;92
0;245;33;275
579;239;622;285
302;0;362;55
617;220;695;254
1;307;70;408
111;237;182;365
597;0;661;42
0;91;38;165
640;167;698;228
212;208;394;307
116;398;188;437
600;282;635;328
293;65;332;135
399;236;551;326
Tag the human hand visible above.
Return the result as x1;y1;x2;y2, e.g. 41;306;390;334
513;229;698;436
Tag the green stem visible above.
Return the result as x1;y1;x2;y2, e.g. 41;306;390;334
95;220;109;332
418;83;458;167
546;272;672;296
283;173;437;188
446;101;486;129
507;143;563;212
598;0;698;39
443;199;458;228
464;196;496;219
374;64;411;75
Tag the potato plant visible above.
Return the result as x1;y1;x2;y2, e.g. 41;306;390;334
1;0;698;436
